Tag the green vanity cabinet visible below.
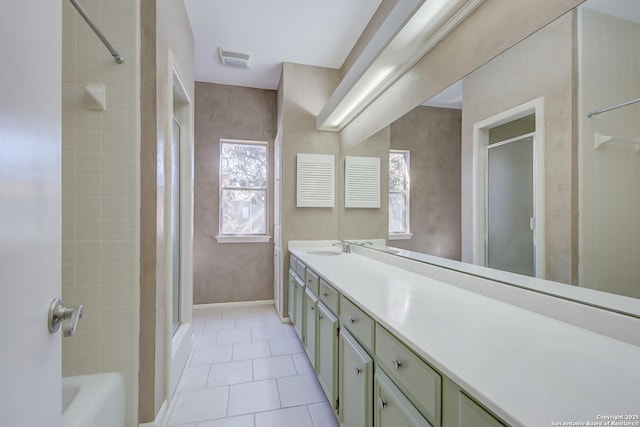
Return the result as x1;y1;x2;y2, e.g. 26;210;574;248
442;377;505;427
293;274;305;342
375;325;441;426
339;328;373;427
374;370;432;427
304;287;318;369
317;301;339;412
287;269;296;321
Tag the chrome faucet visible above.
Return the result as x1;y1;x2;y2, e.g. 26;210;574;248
332;241;351;253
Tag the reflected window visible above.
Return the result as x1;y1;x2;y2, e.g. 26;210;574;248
219;139;268;236
389;150;410;237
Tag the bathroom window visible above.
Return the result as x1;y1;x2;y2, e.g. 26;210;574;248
216;139;270;243
389;150;412;239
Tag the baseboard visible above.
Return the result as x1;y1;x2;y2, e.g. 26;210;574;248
194;299;275;310
138;398;168;427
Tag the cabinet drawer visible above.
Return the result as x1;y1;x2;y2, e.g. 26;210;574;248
319;279;339;314
305;268;320;295
294;258;306;279
375;325;441;426
340;296;374;353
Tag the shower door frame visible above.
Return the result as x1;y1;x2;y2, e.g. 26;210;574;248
472;97;546;278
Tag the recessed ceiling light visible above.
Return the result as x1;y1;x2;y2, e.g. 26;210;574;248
218;48;250;70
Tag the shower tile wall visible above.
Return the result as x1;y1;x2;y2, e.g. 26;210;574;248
579;8;640;299
61;0;139;426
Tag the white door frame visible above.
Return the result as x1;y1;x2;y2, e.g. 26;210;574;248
472;97;546;278
164;49;194;406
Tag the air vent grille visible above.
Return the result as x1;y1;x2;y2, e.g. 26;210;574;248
297;153;335;208
218;48;250;69
345;156;380;208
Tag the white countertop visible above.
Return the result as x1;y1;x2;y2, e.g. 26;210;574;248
289;244;640;427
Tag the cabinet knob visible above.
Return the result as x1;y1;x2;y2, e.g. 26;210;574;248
310;306;315;311
319;314;324;319
323;292;329;297
377;397;388;409
392;358;402;371
348;316;356;324
354;367;361;376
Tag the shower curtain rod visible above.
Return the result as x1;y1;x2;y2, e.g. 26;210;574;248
587;97;640;118
68;0;125;64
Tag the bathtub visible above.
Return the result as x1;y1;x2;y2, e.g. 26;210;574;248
62;373;124;427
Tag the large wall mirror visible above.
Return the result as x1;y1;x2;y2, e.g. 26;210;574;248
339;0;640;313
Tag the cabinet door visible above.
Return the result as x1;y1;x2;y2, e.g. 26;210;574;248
294;276;305;341
288;269;296;321
304;288;318;369
317;302;339;411
339;329;373;427
374;370;432;427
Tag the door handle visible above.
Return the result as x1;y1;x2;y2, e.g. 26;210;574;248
48;298;84;337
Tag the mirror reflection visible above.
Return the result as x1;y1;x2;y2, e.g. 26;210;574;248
340;0;640;301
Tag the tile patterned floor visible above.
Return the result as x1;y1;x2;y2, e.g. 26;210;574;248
166;305;340;427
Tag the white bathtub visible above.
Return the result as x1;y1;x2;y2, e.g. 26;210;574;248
62;373;124;427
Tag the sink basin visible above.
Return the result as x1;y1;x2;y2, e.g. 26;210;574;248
306;250;342;256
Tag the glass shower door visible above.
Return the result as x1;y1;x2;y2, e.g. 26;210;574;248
486;134;535;276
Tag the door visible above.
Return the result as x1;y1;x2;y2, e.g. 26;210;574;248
0;0;62;425
339;329;373;427
171;117;182;334
317;302;339;412
304;288;318;369
374;371;431;427
486;134;535;276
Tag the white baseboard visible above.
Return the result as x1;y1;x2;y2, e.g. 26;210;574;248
138;398;168;427
194;299;275;310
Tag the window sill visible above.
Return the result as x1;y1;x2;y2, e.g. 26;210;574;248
389;233;413;241
215;235;272;244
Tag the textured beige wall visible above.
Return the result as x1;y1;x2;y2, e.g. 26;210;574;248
340;127;390;241
390;106;462;260
280;63;342;311
140;0;194;422
193;82;277;304
341;0;583;148
461;12;578;284
61;0;140;425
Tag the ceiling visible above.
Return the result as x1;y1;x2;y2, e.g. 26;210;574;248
183;0;383;90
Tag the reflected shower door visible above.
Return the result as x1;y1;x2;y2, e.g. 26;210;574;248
486;134;535;276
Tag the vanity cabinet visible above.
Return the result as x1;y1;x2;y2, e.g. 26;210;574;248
293;273;305;341
287;269;296;321
304;288;318;368
317;301;339;411
375;325;441;426
442;377;505;427
374;370;431;427
289;250;507;427
339;328;373;427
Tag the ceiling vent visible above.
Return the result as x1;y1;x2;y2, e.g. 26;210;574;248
218;48;250;69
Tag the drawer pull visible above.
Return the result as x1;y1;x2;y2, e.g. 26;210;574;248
377;397;388;409
392;358;402;371
354;367;361;376
348;316;356;324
